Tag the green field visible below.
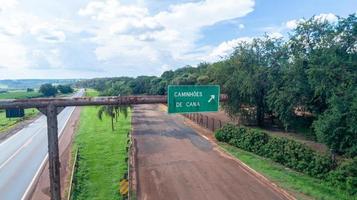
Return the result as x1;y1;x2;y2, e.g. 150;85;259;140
0;91;41;133
0;91;42;99
0;109;39;132
72;89;131;200
220;143;356;200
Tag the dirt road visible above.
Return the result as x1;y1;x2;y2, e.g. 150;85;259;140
133;104;292;200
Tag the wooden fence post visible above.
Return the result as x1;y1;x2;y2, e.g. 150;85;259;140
206;116;209;128
46;104;61;200
212;118;215;131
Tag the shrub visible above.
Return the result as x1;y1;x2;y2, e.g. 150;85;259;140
326;157;357;195
215;123;237;143
241;129;269;155
215;124;335;179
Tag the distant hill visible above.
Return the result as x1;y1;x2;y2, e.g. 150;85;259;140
0;79;81;90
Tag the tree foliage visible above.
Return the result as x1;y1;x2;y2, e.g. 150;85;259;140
57;85;74;94
39;83;57;97
76;14;357;157
97;105;129;131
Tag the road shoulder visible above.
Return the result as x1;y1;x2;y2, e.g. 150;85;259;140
29;107;81;200
159;104;296;200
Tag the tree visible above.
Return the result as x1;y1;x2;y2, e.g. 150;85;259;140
224;37;286;127
57;85;74;94
39;84;57;97
97;105;129;131
26;88;34;92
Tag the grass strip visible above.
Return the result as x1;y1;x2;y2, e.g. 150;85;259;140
0;108;39;133
219;143;356;200
72;89;131;200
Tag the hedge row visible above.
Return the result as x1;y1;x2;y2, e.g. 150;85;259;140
326;158;357;195
215;124;334;178
215;124;357;195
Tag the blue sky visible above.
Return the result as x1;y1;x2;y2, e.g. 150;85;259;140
0;0;356;79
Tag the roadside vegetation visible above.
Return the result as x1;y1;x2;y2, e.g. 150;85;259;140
220;144;355;200
0;90;41;133
39;83;74;97
0;108;38;132
0;85;75;133
0;90;42;99
71;89;131;200
216;124;357;199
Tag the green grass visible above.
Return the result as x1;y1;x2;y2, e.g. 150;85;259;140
0;90;42;133
0;91;42;99
0;109;39;132
220;143;356;200
72;89;131;200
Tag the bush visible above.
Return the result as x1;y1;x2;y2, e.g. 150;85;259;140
215;124;335;179
215;123;237;143
327;157;357;195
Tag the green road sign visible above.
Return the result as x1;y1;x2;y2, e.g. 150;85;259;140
168;85;220;114
6;108;25;118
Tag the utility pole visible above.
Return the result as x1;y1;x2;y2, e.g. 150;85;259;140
46;104;61;200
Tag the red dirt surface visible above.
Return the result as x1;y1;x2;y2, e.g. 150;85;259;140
132;104;294;200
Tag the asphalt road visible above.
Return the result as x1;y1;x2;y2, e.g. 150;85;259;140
0;90;84;200
133;104;291;200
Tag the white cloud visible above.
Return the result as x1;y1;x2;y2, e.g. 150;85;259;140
31;23;66;43
285;19;304;29
78;0;149;21
0;33;29;68
205;31;284;62
314;13;338;23
205;37;253;62
0;0;18;11
32;48;63;68
78;0;255;68
286;13;338;30
0;0;256;78
267;32;283;38
0;0;80;76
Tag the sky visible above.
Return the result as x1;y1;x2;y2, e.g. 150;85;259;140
0;0;356;79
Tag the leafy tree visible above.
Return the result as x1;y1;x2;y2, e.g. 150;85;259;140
197;75;210;85
39;83;57;97
313;90;357;156
57;85;74;94
129;76;155;94
224;37;286;127
97;105;129;131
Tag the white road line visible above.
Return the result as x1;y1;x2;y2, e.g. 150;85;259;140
20;106;76;200
0;127;44;170
0;115;44;147
201;135;209;140
21;154;48;200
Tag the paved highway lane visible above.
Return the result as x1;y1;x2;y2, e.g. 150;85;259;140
0;90;84;200
133;104;292;200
